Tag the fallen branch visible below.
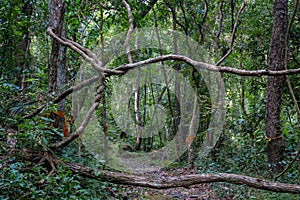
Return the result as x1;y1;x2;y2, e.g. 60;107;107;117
55;159;300;194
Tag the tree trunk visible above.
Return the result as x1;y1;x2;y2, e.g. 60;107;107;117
48;0;65;94
56;23;67;111
48;0;66;137
134;68;142;150
187;93;198;169
12;1;32;91
265;0;288;173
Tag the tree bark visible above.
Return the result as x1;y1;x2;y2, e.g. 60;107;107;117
56;22;67;111
48;0;66;136
48;0;65;94
134;68;142;150
54;159;300;194
187;93;198;169
265;0;288;173
45;27;300;76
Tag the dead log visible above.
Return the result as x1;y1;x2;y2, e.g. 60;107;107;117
54;159;300;194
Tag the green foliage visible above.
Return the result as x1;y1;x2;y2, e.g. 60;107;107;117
194;128;299;199
0;160;123;199
0;0;299;199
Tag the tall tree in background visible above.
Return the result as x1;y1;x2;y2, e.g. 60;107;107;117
48;0;66;109
0;0;32;91
48;0;67;137
16;1;32;91
265;0;289;172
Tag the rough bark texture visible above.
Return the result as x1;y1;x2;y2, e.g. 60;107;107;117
56;23;67;111
265;0;288;172
53;159;300;194
113;54;300;76
48;0;66;136
48;0;65;94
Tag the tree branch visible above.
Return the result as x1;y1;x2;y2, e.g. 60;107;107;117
55;159;300;193
216;0;247;65
200;0;208;43
122;0;134;64
215;1;224;60
23;105;46;119
165;1;188;34
113;54;300;76
190;0;208;43
284;0;300;117
138;0;157;19
46;27;122;75
22;52;300;120
50;77;105;149
22;76;100;119
275;146;300;180
53;76;99;104
47;25;300;79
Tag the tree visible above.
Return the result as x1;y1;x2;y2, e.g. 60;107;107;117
265;0;289;172
0;0;32;91
48;0;67;135
1;0;300;198
48;0;66;98
44;0;299;192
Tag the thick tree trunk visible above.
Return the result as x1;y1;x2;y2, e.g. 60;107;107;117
56;24;67;111
48;0;65;94
265;0;288;172
48;0;66;137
